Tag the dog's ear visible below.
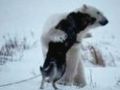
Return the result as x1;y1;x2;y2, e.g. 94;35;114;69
40;66;43;72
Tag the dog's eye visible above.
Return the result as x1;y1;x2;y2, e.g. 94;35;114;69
97;11;100;15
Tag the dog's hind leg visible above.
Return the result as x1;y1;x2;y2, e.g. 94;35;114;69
40;77;45;89
52;79;58;90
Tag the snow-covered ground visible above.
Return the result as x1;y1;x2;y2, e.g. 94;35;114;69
0;47;120;90
0;0;120;90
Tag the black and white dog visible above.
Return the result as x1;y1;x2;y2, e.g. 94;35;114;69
40;4;108;89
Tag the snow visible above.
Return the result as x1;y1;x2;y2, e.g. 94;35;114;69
0;0;120;90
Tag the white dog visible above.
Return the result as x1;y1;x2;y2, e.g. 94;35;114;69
40;4;108;88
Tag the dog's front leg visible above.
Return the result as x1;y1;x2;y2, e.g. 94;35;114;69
40;77;45;89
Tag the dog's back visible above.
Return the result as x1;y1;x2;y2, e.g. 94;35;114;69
40;41;67;89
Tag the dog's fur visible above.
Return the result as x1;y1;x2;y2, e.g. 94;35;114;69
40;4;108;89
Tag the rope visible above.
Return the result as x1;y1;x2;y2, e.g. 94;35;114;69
0;74;41;88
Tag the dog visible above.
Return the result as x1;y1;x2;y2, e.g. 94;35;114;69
40;4;108;89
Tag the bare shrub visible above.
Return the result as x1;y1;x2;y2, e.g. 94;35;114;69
89;46;106;67
0;36;29;65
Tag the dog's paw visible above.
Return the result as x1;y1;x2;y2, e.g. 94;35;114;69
40;87;43;89
40;86;44;89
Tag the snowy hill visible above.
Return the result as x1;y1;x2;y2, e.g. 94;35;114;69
0;0;120;90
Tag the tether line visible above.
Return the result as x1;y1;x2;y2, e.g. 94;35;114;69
0;74;41;87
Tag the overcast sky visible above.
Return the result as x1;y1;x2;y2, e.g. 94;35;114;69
0;0;120;42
